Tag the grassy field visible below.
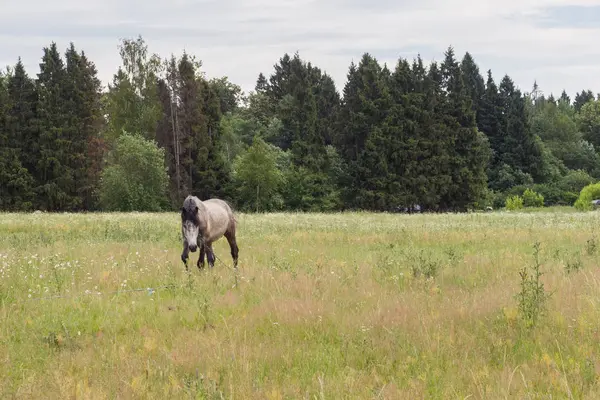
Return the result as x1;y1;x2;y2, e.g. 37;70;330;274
1;209;600;399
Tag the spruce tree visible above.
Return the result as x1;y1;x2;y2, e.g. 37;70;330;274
174;53;230;201
384;57;417;210
460;52;485;123
61;44;104;210
74;48;105;209
498;75;544;182
574;89;595;112
439;46;489;211
5;58;39;189
0;67;35;210
559;90;570;105
417;60;453;210
337;53;392;209
36;42;79;210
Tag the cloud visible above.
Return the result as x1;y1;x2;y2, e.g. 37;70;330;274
1;0;599;99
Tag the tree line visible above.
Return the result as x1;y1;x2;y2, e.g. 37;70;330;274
1;35;600;212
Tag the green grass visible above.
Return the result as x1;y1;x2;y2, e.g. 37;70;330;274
1;209;600;398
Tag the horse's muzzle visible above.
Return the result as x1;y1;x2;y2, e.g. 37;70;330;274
189;244;198;252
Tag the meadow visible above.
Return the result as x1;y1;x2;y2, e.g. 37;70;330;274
1;209;600;399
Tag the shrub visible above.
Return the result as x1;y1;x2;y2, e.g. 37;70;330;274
522;188;544;208
574;182;600;211
559;169;595;193
98;132;169;211
505;195;524;210
232;136;285;212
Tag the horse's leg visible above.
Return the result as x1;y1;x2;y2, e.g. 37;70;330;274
206;242;216;268
181;239;189;271
197;242;206;270
224;231;239;269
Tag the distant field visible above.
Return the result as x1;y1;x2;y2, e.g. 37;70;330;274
2;209;600;398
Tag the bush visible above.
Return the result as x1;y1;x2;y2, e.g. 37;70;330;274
98;132;169;211
504;182;581;207
505;195;524;210
522;188;544;208
574;182;600;211
559;169;595;193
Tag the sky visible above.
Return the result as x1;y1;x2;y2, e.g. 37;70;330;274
1;0;599;100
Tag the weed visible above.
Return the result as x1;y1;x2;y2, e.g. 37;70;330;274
564;255;583;274
516;242;551;329
586;236;597;256
410;249;442;279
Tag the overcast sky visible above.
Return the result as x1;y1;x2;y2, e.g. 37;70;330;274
1;0;599;99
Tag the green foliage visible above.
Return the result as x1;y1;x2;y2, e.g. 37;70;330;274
522;188;544;208
577;100;600;153
0;148;35;211
104;36;163;144
559;169;595;193
232;136;284;212
6;36;600;214
209;76;243;115
98;132;169;211
574;182;600;211
505;195;524;210
529;92;600;178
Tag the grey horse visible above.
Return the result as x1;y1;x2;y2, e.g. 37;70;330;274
180;195;239;270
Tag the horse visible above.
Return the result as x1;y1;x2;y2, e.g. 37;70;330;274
180;195;239;271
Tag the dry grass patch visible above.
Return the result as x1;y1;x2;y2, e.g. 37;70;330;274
2;210;600;398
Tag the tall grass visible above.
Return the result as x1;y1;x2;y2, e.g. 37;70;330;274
1;209;600;398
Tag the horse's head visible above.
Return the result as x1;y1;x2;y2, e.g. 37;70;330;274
181;198;203;252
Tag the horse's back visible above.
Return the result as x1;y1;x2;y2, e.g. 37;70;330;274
203;198;235;239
